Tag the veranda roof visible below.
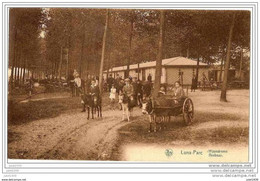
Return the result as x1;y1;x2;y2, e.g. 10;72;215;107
105;56;209;72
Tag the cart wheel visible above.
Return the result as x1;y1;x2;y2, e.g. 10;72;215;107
182;98;194;125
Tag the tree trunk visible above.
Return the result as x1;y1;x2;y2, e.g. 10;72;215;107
126;13;134;78
79;30;86;77
220;13;236;102
58;46;63;80
137;63;140;80
239;47;243;80
10;28;17;91
66;48;69;80
219;55;224;82
153;10;165;97
19;53;23;84
17;53;21;85
14;49;19;82
99;9;109;94
22;58;26;83
195;53;200;88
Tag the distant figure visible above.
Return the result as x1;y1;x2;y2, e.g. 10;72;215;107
121;78;134;121
95;76;99;87
201;72;207;91
143;81;152;97
147;74;152;82
85;75;92;94
191;75;196;92
27;77;34;97
115;74;121;94
107;74;114;92
74;73;82;96
118;79;125;93
73;69;78;78
109;84;117;110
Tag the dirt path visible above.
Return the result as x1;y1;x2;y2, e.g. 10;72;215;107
8;108;142;160
8;90;249;161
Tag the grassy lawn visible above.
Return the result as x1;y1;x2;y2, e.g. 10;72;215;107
8;91;112;126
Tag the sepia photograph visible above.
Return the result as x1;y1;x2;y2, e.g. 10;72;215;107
7;7;251;163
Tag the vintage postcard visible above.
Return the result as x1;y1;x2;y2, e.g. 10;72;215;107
1;1;258;181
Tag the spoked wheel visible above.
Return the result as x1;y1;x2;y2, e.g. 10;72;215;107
182;98;194;125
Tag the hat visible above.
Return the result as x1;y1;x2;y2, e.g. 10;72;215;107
160;87;165;91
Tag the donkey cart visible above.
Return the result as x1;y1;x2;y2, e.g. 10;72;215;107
142;96;194;132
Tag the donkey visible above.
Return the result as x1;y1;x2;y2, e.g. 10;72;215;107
81;94;94;119
119;93;135;121
92;95;102;118
142;95;171;132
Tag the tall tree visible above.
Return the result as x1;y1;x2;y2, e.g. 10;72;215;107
153;10;165;97
220;13;236;102
99;9;109;94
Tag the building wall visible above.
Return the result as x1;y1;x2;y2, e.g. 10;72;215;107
166;67;209;85
104;66;208;84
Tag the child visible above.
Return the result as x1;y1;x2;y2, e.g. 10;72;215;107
158;86;166;97
110;84;117;110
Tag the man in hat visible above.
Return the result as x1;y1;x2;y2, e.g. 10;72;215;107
123;78;133;97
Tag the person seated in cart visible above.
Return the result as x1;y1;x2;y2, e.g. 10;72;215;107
172;81;185;104
158;86;166;97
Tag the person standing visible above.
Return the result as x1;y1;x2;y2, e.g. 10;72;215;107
143;80;152;97
107;74;114;93
95;76;99;87
74;73;82;96
85;74;92;94
191;74;196;92
118;79;125;93
122;78;134;119
147;73;152;82
115;74;121;94
109;84;117;110
123;78;134;97
73;69;78;78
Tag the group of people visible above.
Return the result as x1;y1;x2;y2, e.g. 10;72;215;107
107;73;186;110
69;69;186;112
68;70;101;100
107;74;153;110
